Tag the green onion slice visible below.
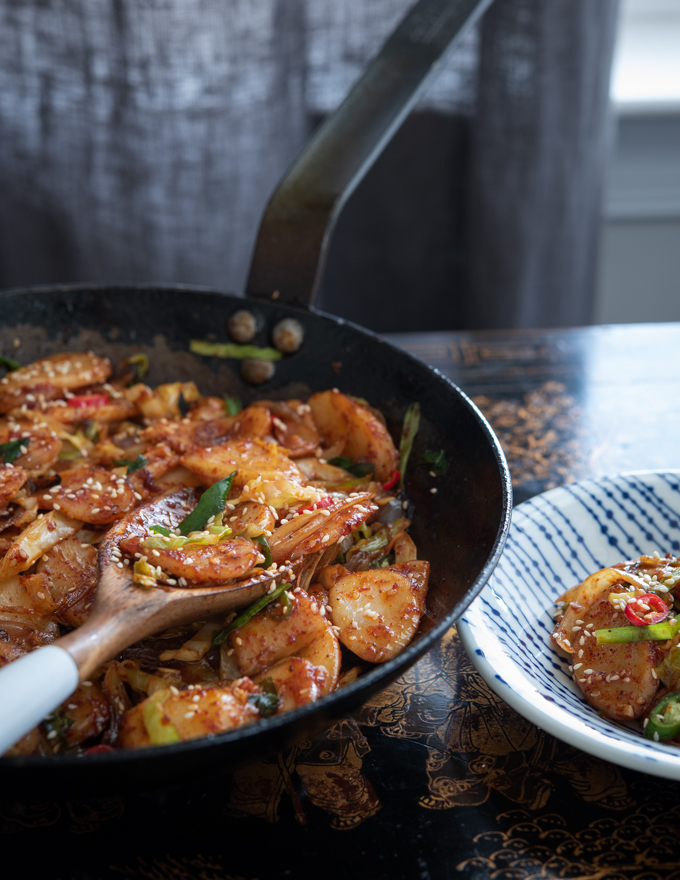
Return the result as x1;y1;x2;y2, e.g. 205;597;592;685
0;355;21;372
224;396;242;416
113;454;147;474
248;678;280;717
0;437;28;464
178;472;236;536
253;534;272;568
267;589;293;621
149;525;174;537
190;340;282;362
212;582;292;646
595;618;680;645
328;456;375;478
127;353;150;380
398;403;420;489
422;449;449;476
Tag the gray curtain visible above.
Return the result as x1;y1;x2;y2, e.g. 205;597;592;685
0;0;619;332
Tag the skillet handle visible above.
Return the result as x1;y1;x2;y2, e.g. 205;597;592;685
245;0;493;310
0;645;79;755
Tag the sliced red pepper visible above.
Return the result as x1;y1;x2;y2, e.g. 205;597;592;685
82;744;116;756
69;394;109;408
381;469;400;491
298;496;334;513
623;593;670;627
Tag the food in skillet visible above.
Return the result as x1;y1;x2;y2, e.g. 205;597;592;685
0;353;429;754
551;553;680;743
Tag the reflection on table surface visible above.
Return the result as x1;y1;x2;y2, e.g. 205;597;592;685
3;323;680;880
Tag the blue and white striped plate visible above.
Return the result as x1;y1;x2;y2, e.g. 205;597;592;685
458;470;680;779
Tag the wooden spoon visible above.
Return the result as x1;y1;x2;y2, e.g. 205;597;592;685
0;489;293;754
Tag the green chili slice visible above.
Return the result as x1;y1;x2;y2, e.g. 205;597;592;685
328;456;375;478
113;454;147;474
212;582;292;646
595;617;680;645
398;402;420;488
645;691;680;741
224;396;242;416
178;472;236;536
190;340;282;361
0;355;21;372
0;437;28;464
253;534;272;568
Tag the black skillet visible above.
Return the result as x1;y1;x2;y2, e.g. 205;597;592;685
0;0;509;797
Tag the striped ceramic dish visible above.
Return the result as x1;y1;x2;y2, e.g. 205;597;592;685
458;470;680;779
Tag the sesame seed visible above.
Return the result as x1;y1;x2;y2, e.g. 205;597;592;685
430;488;437;494
573;663;583;670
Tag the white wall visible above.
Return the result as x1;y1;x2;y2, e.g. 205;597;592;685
594;0;680;325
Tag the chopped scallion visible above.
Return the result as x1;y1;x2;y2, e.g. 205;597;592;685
422;449;449;476
224;396;242;416
328;456;375;478
190;340;282;361
0;355;21;372
178;472;236;536
113;454;147;474
398;403;420;489
0;437;28;464
254;534;272;568
212;581;292;646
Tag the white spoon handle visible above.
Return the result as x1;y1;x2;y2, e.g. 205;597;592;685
0;645;79;755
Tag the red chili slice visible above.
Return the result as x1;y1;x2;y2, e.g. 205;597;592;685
623;593;670;627
381;469;400;491
82;744;116;756
69;394;109;408
298;496;334;513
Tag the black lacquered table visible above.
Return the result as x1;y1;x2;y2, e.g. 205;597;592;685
4;323;680;880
